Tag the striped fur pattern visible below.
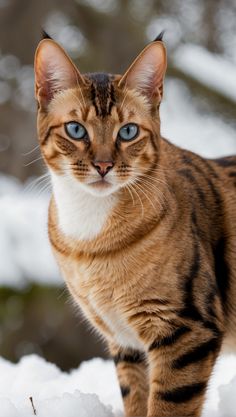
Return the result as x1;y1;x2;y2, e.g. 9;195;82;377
34;37;236;417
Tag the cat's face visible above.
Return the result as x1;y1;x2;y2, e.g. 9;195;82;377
35;39;167;197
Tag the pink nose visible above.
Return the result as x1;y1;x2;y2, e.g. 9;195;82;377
92;161;114;177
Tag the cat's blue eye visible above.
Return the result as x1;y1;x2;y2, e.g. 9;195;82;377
65;122;87;140
118;123;139;141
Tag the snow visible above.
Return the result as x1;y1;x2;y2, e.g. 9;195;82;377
173;43;236;103
161;78;236;158
0;353;236;417
0;355;120;417
0;175;61;288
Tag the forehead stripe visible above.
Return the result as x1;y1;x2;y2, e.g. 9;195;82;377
89;73;116;118
108;83;116;115
90;83;100;116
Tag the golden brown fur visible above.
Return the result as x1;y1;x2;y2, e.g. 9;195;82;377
34;37;236;417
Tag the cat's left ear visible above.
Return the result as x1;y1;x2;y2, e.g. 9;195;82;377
118;41;167;104
34;39;85;109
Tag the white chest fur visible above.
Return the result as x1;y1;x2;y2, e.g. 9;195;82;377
50;172;117;241
89;295;143;350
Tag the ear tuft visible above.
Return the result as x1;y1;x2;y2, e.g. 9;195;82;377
153;30;165;42
41;29;53;40
118;41;167;104
34;39;84;109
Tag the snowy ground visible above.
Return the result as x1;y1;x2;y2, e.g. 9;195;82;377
0;353;236;417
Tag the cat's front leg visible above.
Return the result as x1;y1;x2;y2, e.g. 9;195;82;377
147;325;221;417
109;342;149;417
146;325;222;417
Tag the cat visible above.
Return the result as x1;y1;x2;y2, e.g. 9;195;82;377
34;32;236;417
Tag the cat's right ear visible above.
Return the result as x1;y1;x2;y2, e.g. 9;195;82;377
34;39;85;109
118;40;167;105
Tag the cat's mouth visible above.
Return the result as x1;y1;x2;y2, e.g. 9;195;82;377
89;179;112;189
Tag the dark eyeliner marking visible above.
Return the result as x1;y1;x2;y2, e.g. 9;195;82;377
43;124;63;145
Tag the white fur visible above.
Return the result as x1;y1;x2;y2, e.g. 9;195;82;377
50;172;117;241
104;310;143;350
89;295;143;350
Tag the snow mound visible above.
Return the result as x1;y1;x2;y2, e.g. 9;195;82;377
0;393;114;417
0;354;236;417
0;355;121;417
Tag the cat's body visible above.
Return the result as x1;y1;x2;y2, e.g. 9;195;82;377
35;36;236;417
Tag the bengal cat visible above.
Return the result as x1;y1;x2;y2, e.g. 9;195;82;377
34;33;236;417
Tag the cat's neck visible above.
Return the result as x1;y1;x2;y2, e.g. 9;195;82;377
50;172;117;241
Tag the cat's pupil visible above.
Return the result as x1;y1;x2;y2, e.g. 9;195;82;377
65;122;87;140
119;123;138;141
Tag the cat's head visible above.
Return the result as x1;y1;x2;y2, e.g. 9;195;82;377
34;35;167;197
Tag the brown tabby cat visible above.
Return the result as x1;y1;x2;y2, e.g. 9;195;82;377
34;32;236;417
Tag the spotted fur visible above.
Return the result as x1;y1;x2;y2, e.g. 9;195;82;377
34;37;236;417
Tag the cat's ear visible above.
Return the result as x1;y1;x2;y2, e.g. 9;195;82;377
34;39;85;109
118;41;167;104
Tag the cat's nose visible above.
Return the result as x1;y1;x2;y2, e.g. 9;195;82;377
92;160;114;177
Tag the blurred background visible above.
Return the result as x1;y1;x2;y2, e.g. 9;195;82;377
0;0;236;371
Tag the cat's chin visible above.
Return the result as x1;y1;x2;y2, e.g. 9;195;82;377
86;180;121;197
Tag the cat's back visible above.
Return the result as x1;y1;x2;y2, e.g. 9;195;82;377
162;142;236;345
209;155;236;230
204;155;236;347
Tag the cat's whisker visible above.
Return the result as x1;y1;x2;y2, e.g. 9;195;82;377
70;90;85;111
23;155;44;167
135;175;169;201
24;172;50;193
22;144;40;156
137;179;165;208
125;183;135;207
27;176;52;198
133;178;163;212
140;178;172;202
75;79;86;110
128;181;144;218
131;168;172;195
134;164;173;173
119;86;129;112
131;170;168;200
131;168;169;189
35;182;52;197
